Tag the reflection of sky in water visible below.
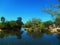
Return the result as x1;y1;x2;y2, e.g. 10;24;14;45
0;29;60;45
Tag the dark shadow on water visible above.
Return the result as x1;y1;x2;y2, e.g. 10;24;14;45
0;29;23;39
56;34;60;40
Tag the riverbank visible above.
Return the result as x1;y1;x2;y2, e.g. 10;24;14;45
50;28;60;33
24;28;47;33
0;29;2;31
25;27;60;33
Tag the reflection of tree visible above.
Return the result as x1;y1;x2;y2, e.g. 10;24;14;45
57;34;60;40
16;30;23;39
0;29;23;39
0;31;5;38
45;30;53;35
27;31;44;38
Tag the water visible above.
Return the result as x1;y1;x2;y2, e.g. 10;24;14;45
0;29;60;45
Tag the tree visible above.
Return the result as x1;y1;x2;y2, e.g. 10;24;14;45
16;17;23;29
43;0;60;22
24;18;41;28
24;20;32;28
4;21;11;29
42;0;60;27
32;18;41;25
9;21;17;27
17;17;22;22
1;16;5;23
43;20;53;28
24;18;45;31
55;14;60;26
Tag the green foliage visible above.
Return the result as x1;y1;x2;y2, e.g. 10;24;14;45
42;0;60;22
37;23;45;30
24;18;45;31
55;15;60;26
0;17;23;30
16;17;23;27
24;20;32;28
8;21;18;27
32;18;41;25
43;21;53;28
0;23;5;29
24;18;41;28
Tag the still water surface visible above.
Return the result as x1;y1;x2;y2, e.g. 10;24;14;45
0;29;60;45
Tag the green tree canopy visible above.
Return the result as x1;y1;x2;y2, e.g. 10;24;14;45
1;16;5;23
43;0;60;22
55;14;60;26
24;18;41;28
43;20;53;28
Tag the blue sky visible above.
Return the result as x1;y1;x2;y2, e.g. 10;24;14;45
0;0;58;23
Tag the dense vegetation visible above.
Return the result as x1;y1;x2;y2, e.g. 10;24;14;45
23;18;45;31
0;0;60;33
23;15;60;32
0;16;23;30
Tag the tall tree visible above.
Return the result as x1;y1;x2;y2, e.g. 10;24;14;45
16;17;23;29
43;0;60;22
55;14;60;26
17;17;22;22
1;16;5;23
42;0;60;27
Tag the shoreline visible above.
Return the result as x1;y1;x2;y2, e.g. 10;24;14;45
0;29;2;31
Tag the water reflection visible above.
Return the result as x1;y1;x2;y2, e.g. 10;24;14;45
26;30;60;42
26;30;54;39
0;29;60;45
57;34;60;40
0;29;60;40
0;29;23;39
27;31;44;38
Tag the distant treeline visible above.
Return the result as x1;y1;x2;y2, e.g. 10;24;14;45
23;15;60;32
0;14;60;31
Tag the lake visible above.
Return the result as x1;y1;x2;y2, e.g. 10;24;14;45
0;28;60;45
